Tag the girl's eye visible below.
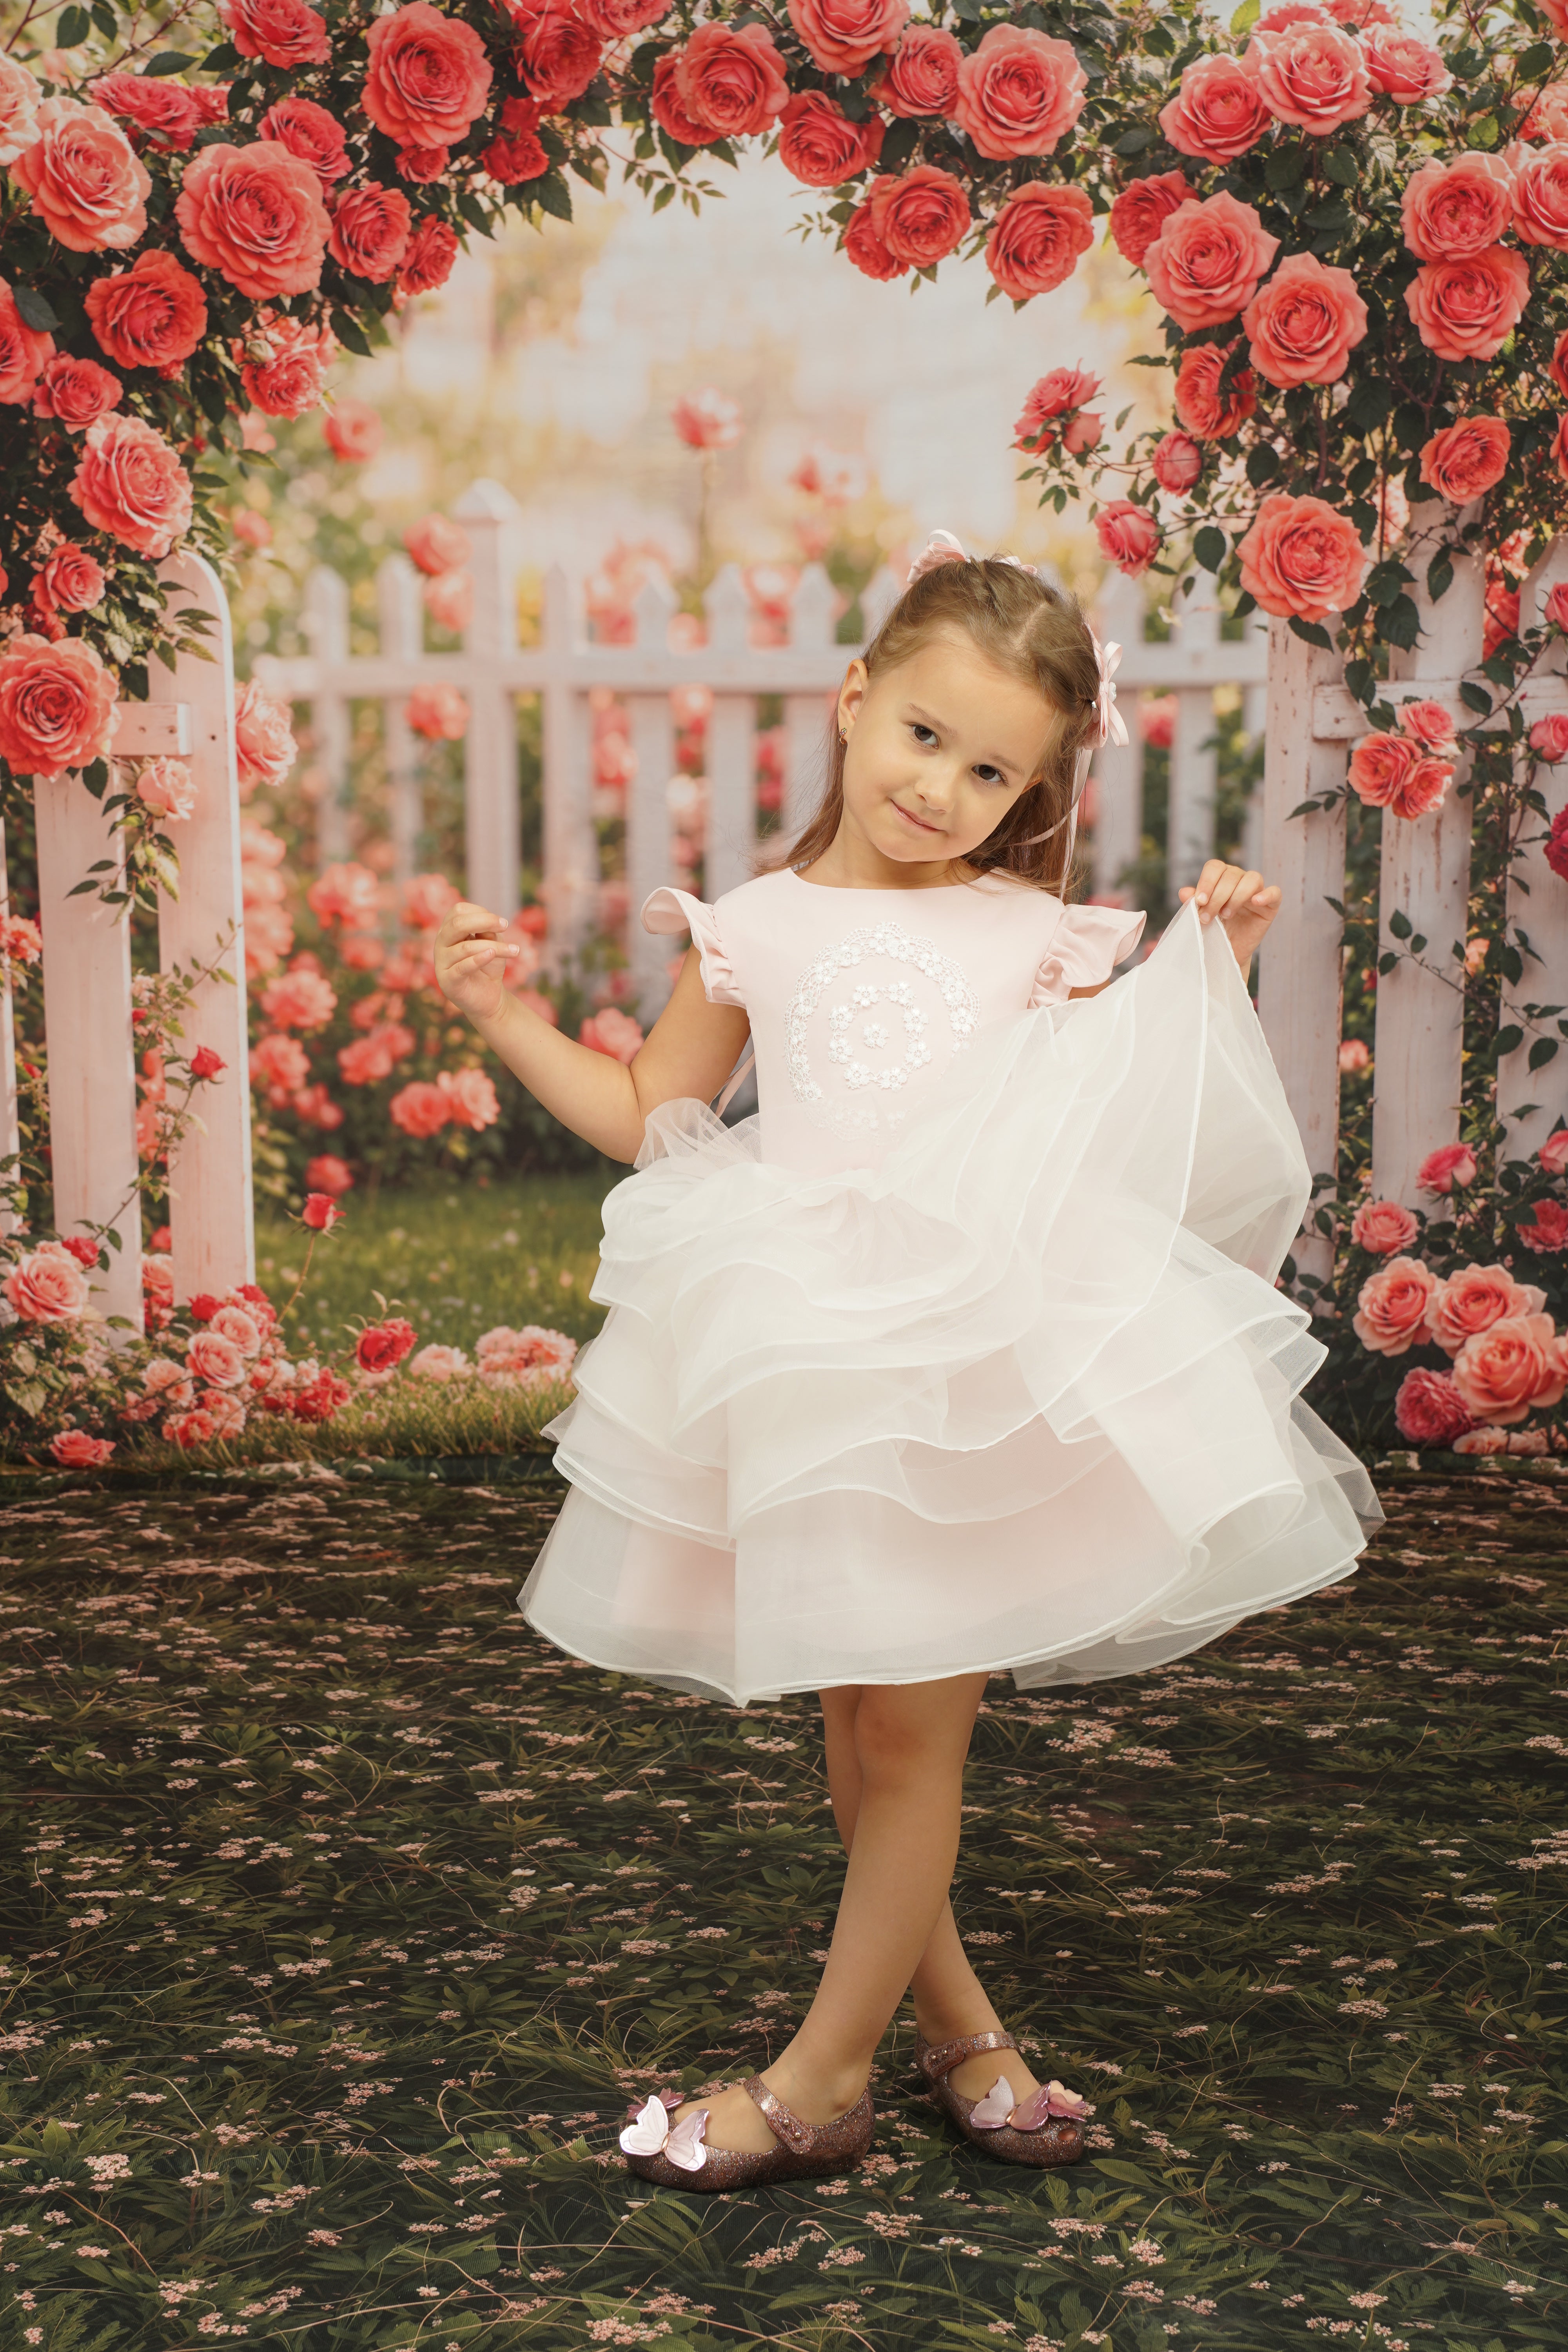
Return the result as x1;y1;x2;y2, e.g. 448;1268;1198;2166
973;764;1005;786
909;722;938;747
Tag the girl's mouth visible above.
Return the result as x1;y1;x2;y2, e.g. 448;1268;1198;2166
891;799;945;837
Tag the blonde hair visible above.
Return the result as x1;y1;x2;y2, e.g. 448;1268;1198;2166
789;556;1103;896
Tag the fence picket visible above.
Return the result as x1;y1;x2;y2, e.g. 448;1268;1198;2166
541;560;593;960
377;555;425;886
1091;572;1146;905
626;574;679;1018
1501;540;1568;1156
304;563;351;867
0;824;21;1237
1167;578;1220;900
704;565;757;899
457;479;523;926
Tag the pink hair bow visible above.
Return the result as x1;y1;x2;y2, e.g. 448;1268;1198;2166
1089;627;1128;749
905;529;1040;588
619;2090;709;2171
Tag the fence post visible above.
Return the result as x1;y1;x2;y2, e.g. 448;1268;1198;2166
540;561;595;965
1499;534;1568;1157
32;771;143;1330
151;549;255;1304
626;575;678;1020
1168;576;1220;901
784;563;837;843
1372;499;1483;1209
377;554;424;887
1091;571;1145;903
704;564;756;899
456;478;521;923
1258;617;1348;1284
0;823;20;1238
304;564;351;868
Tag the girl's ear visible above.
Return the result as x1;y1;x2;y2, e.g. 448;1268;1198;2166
837;658;869;741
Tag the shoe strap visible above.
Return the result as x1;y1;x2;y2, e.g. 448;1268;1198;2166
742;2075;815;2154
920;2028;1018;2082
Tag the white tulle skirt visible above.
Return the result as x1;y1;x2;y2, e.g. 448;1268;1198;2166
520;904;1381;1707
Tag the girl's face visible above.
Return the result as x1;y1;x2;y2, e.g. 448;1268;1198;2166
835;627;1058;875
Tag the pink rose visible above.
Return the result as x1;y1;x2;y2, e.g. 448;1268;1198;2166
210;1303;264;1358
305;1152;354;1198
1095;501;1161;579
328;183;412;283
1351;1254;1437;1356
235;679;297;794
219;0;330;67
674;22;787;140
1109;171;1193;270
1452;1312;1566;1426
32;542;105;619
250;1032;311;1096
1062;410;1102;456
650;51;717;148
1556;415;1568;492
399;217;459;297
4;1246;91;1323
1245;22;1371;135
258;96;350;187
1426;1261;1546;1356
777;92;884;187
1237;492;1365;623
324;401;382;461
844;196;907;281
579;1007;644;1063
1158;54;1270;163
1541;1128;1568;1176
389;1078;451;1138
165;1407;220;1449
1350;1198;1417;1254
93;72;204;151
407;1342;470;1381
953;25;1086;161
671;387;742;450
136;756;196;820
0;52;42;167
403;872;461;928
1140;695;1176;752
32;354;121;430
85;248;208;377
1349;731;1421;807
873;25;962;118
0;633;118;780
363;3;492;149
1400;152;1512;262
984;182;1093;302
1363;29;1451;105
1404;246;1530;363
869;167;971;269
1152;431;1203;495
50;1428;115;1466
177;141;330;301
575;0;672;30
1173;342;1256;440
1242;251;1368;388
0;275;54;406
1417;1142;1477;1195
1393;1367;1474;1446
786;0;907;76
1532;713;1568;764
1387;753;1454;820
9;96;150;254
424;570;472;630
1013;365;1100;450
1400;699;1458;752
240;314;331;419
260;967;337;1030
436;1066;501;1129
1519;1199;1568;1252
1143;192;1281;332
309;861;380;928
407;683;468;741
405;514;471;577
1520;81;1568;142
1513;144;1568;250
1450;1426;1507;1455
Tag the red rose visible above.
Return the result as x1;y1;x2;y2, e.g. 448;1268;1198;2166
32;543;105;617
1144;191;1280;331
301;1191;345;1231
1241;250;1368;387
843;194;906;281
786;0;907;76
873;24;961;118
1347;730;1417;808
868;165;970;269
1418;415;1510;503
190;1045;227;1080
324;400;382;461
509;0;604;108
9;94;150;254
304;1152;354;1198
328;183;412;283
1151;431;1203;495
955;25;1085;159
984;181;1093;302
1237;491;1364;622
1387;753;1454;820
0;275;54;406
1158;54;1270;163
1512;145;1568;250
240;314;332;418
32;355;122;430
290;1368;351;1421
58;1234;102;1268
1401;152;1513;261
188;1292;221;1321
482;128;548;183
1013;364;1100;448
1096;502;1161;578
396;144;450;183
676;22;788;140
0;633;119;781
404;514;470;574
1173;341;1256;439
70;412;193;558
93;73;204;152
398;216;460;296
1393;1367;1474;1446
1108;171;1193;269
1550;327;1568;401
1404;245;1530;363
363;2;492;149
218;0;331;68
777;92;884;188
575;0;673;31
84;248;208;377
1245;21;1371;134
650;51;717;147
258;96;351;188
356;1316;417;1372
176;140;330;301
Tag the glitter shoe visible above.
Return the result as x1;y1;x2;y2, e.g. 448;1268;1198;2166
916;2029;1086;2168
619;2075;874;2192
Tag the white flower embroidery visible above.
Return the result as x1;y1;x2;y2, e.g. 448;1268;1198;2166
786;921;979;1139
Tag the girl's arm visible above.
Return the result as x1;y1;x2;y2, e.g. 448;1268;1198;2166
434;901;751;1163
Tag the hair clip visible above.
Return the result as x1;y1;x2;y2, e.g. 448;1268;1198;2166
904;529;1040;588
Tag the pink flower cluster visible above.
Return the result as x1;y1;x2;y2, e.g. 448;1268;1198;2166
1353;1234;1568;1438
1347;700;1458;822
473;1323;578;1390
388;1067;500;1138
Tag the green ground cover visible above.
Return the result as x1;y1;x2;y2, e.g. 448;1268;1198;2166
2;1475;1565;2350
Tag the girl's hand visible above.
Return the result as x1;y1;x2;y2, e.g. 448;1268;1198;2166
1178;860;1282;973
434;900;521;1022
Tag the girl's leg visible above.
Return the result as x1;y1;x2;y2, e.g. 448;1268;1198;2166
820;1684;1043;2111
670;1671;989;2154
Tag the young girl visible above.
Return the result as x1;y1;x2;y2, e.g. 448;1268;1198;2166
434;541;1379;2193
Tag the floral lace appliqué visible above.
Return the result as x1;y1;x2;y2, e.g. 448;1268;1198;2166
786;921;980;1140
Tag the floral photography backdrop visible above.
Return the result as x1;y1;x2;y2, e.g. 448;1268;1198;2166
1;0;1567;1471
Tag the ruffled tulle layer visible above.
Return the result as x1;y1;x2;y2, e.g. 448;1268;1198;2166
520;904;1381;1706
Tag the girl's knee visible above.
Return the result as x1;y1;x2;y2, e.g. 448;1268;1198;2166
853;1682;977;1782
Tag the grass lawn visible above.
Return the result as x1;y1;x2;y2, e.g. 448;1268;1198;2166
254;1171;618;1361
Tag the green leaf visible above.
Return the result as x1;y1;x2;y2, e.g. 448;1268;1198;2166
1494;1025;1524;1058
651;182;675;212
1289;615;1334;652
1472;112;1500;149
1112;127;1153;156
1246;444;1280;488
200;39;241;69
56;4;90;45
82;759;109;798
1517;43;1555;78
535;173;573;221
329;308;373;358
1528;1036;1559;1071
143;49;196;74
1377;951;1397;975
1321;145;1359;186
1388;907;1413;940
1426;554;1454;603
1229;0;1260;32
1411;934;1428;955
1380;594;1421;650
1459;680;1493;714
1194;525;1226;574
1265;146;1305;191
13;284;60;331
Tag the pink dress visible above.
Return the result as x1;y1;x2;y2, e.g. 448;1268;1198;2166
521;868;1379;1706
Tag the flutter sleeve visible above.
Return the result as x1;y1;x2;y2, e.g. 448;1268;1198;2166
1029;902;1148;1008
641;887;746;1009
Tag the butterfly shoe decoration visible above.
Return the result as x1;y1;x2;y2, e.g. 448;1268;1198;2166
915;2029;1089;2168
618;2076;875;2192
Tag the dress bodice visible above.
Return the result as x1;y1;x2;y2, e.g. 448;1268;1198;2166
644;868;1146;1179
